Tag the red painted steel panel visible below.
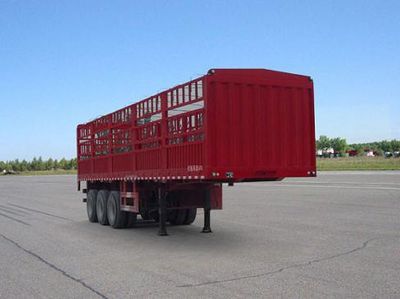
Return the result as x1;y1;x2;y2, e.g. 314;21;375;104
77;69;316;182
204;69;315;181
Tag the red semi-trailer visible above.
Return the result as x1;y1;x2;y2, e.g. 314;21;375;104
77;69;316;235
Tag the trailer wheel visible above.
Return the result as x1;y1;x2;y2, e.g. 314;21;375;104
107;191;128;229
87;189;98;223
168;210;177;223
169;209;187;225
126;213;137;228
96;190;109;225
140;210;152;221
183;208;197;225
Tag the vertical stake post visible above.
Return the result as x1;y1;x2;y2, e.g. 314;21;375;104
158;186;168;236
202;188;212;233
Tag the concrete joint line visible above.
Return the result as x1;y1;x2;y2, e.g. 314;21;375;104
0;234;108;299
178;238;377;288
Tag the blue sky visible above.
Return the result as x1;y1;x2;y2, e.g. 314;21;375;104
0;0;399;160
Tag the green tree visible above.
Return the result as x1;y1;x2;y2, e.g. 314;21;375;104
31;157;38;171
331;137;347;155
352;144;365;156
12;159;21;172
71;158;77;169
2;161;11;172
59;158;67;170
45;158;54;170
65;159;73;170
37;157;45;171
20;160;28;171
379;140;392;152
390;139;400;151
8;160;15;171
316;135;331;150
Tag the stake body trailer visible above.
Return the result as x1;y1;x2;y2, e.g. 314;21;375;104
77;69;316;235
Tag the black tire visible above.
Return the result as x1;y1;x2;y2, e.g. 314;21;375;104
150;209;160;223
169;209;187;225
183;208;197;225
126;213;137;228
107;191;128;229
168;210;177;223
87;189;98;223
96;189;109;225
140;210;152;221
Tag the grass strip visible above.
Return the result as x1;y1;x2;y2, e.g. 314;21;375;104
317;157;400;171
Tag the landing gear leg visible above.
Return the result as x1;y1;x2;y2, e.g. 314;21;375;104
158;187;168;236
202;189;212;233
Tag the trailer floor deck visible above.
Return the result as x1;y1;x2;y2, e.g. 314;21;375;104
1;172;399;298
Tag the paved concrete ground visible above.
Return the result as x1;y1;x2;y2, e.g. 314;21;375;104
0;172;399;298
